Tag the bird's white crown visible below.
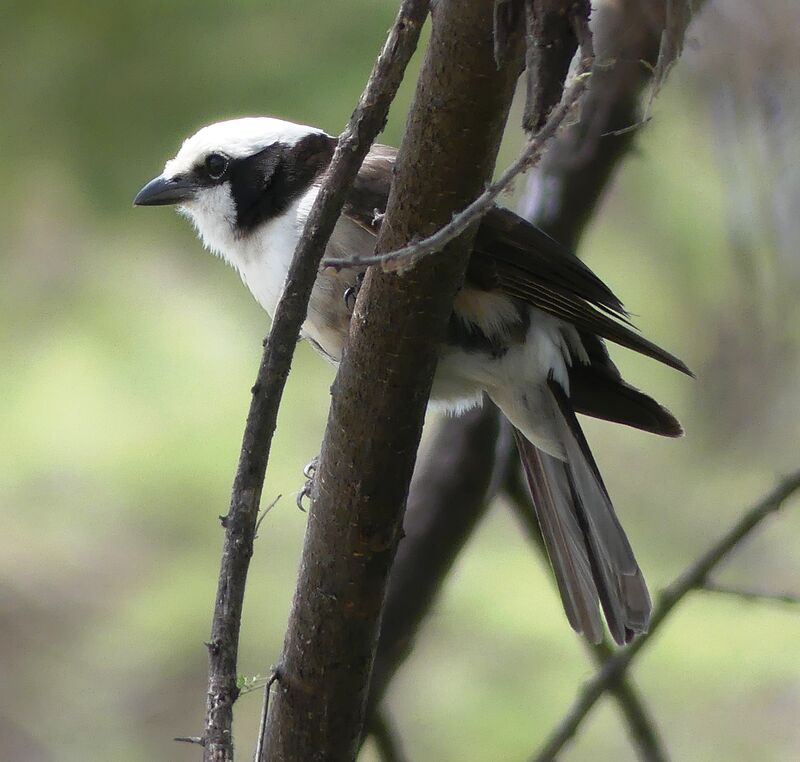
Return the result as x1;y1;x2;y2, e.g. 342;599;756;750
163;116;325;177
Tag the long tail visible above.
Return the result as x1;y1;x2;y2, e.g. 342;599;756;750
512;379;651;645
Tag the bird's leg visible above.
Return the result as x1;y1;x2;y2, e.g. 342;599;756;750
343;271;366;313
296;456;319;511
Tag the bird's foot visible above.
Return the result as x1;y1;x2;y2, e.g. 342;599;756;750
303;457;318;479
296;456;319;511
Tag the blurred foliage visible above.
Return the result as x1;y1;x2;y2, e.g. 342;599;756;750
1;1;799;761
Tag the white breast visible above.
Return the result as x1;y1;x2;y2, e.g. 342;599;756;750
182;184;360;361
182;185;315;316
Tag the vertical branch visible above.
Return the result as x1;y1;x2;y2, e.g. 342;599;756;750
366;403;513;712
522;0;585;133
262;2;524;759
200;3;429;760
520;0;698;248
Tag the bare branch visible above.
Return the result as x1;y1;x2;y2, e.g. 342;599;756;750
366;403;513;713
174;736;204;746
585;639;669;762
200;3;429;759
522;0;588;133
531;469;800;762
698;582;800;608
261;2;525;758
320;15;594;272
521;0;707;248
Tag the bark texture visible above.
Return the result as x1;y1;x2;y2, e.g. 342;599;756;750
261;2;523;759
523;0;586;133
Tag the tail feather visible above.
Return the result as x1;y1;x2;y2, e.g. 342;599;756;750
513;430;604;643
569;363;684;438
549;378;638;577
511;379;652;645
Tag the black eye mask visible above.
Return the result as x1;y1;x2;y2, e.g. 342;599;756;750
227;134;336;233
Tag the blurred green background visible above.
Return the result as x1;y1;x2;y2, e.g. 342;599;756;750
2;2;799;760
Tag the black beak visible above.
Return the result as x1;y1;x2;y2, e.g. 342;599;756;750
133;174;196;206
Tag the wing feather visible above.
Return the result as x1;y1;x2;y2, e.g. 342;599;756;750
341;145;691;376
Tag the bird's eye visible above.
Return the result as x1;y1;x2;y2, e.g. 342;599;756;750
205;153;229;180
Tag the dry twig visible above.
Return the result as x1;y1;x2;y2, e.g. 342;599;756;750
698;581;800;608
320;11;594;273
253;670;280;762
530;469;800;762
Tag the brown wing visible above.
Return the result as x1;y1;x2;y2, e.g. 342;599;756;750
343;145;691;376
342;144;396;233
472;208;692;375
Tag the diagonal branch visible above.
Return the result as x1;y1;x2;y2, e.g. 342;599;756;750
200;3;429;759
586;640;668;762
530;469;800;762
697;582;800;607
320;11;594;272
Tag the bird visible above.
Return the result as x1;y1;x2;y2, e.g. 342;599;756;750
134;116;690;645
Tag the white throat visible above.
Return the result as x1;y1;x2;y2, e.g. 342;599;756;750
181;186;319;318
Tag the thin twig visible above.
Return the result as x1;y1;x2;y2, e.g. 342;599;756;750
253;670;280;762
254;493;281;538
698;581;800;608
201;3;429;760
586;640;668;762
320;27;595;272
174;736;204;746
599;115;652;138
531;469;800;762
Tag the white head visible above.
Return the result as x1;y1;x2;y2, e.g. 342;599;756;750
162;117;323;178
134;116;334;252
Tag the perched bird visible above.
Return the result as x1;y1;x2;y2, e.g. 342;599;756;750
135;117;690;645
